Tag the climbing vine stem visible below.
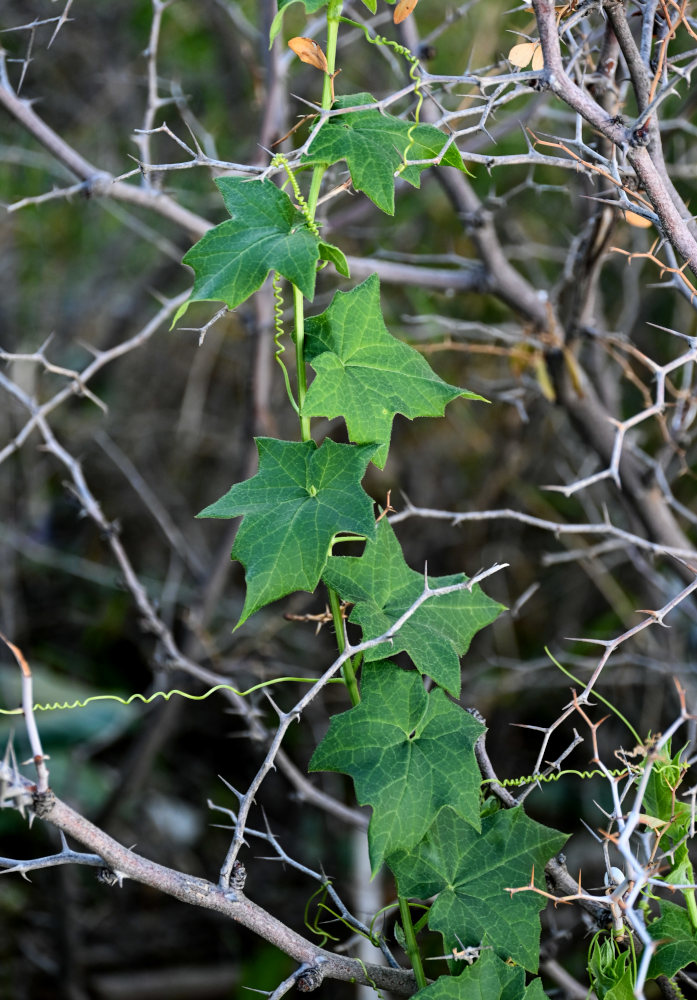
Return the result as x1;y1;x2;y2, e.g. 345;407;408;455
398;896;428;991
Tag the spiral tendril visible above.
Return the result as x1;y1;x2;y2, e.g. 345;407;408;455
0;676;342;716
271;153;321;237
272;272;301;414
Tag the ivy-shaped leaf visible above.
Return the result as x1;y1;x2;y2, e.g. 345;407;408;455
388;807;567;972
302;93;471;214
647;900;697;981
322;519;504;695
198;438;377;627
302;276;483;468
271;0;376;43
309;660;484;873
174;178;348;323
415;951;547;1000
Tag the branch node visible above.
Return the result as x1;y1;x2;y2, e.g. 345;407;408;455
32;787;56;819
296;965;324;992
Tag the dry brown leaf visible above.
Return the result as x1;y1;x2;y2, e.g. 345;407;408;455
508;41;543;70
394;0;419;24
625;210;652;228
288;36;328;73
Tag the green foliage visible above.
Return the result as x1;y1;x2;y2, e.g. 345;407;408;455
303;275;482;468
197;437;378;626
647;900;697;980
309;660;485;872
270;0;375;43
588;936;636;1000
188;5;551;989
641;741;697;929
322;519;504;695
174;177;348;323
415;950;547;1000
388;807;567;971
302;93;471;214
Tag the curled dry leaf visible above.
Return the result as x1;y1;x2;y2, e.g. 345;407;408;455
288;36;329;73
508;41;544;71
394;0;419;24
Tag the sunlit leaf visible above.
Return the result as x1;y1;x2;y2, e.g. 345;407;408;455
302;92;471;214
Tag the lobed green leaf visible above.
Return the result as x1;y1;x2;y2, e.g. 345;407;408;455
322;519;504;695
647;900;697;981
414;951;547;1000
388;807;568;972
198;438;377;627
302;93;471;214
173;178;348;324
302;275;483;467
309;660;485;872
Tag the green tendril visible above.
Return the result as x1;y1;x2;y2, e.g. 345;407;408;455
0;676;343;716
303;885;339;946
272;272;301;414
339;17;423;174
353;958;384;999
545;646;642;744
485;767;628;789
271;153;321;237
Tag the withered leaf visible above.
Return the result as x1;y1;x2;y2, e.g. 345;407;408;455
288;36;329;73
394;0;419;24
508;41;544;70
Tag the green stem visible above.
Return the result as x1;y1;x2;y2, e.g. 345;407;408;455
328;586;360;706
398;896;427;991
685;884;697;932
292;283;311;441
307;0;342;217
298;2;354;702
292;0;342;442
